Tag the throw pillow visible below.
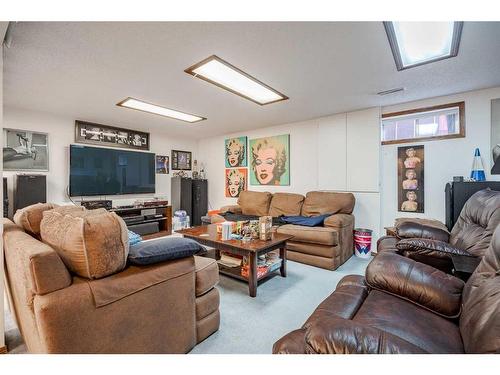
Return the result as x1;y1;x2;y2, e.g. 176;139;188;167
128;237;204;265
128;230;143;246
280;213;332;227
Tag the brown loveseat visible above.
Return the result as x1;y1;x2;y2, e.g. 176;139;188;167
213;191;356;270
273;224;500;354
3;203;220;353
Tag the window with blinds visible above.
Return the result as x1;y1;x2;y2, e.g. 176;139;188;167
381;102;465;145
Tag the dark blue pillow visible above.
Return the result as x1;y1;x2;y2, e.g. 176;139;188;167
128;237;204;265
281;213;331;227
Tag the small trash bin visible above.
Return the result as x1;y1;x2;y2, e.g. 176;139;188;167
354;228;372;258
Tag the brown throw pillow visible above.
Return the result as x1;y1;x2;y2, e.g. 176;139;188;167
40;207;129;279
13;202;59;237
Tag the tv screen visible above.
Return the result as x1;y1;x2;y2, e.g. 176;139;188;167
70;145;155;196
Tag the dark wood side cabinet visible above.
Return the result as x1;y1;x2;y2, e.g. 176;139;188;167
171;176;208;226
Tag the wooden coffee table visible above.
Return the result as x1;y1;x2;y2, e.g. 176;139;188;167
176;225;293;297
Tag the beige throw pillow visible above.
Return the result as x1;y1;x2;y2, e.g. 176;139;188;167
40;207;129;279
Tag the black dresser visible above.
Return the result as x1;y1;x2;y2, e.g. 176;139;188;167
445;181;500;230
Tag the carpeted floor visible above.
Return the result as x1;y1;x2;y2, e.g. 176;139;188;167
3;256;371;354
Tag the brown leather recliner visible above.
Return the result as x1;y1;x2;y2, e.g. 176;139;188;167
378;189;500;273
272;224;500;354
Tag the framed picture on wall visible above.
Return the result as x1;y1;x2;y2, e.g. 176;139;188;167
171;150;192;170
225;136;247;167
398;145;424;213
3;128;49;171
75;120;150;150
156;155;169;174
491;98;500;174
249;134;290;186
225;168;247;198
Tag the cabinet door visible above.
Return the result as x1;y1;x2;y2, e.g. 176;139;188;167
346;107;380;192
318;114;347;190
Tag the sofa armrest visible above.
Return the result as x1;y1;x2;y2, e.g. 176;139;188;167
30;251;73;295
304;318;426;354
395;220;450;242
219;205;242;214
324;214;354;229
366;252;464;318
396;238;473;258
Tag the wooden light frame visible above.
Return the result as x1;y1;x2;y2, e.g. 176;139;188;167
381;101;465;145
384;21;464;71
184;55;289;106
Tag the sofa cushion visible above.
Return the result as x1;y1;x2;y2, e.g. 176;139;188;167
40;208;129;279
13;203;59;237
128;237;203;265
277;224;338;246
194;256;219;297
301;191;355;217
237;191;272;216
354;290;464;353
269;192;305;217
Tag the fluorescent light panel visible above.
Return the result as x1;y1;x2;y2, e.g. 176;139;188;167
185;55;288;105
384;22;463;70
116;98;206;123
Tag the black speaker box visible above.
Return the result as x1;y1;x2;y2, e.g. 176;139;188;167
15;174;47;212
128;222;159;236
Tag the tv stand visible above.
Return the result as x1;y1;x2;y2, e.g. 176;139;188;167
109;204;172;240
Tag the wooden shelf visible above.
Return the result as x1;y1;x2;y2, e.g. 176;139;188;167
217;259;282;282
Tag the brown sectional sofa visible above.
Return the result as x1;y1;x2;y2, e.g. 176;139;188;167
3;203;220;353
213;190;356;270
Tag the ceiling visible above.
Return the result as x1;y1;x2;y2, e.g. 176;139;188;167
4;22;500;139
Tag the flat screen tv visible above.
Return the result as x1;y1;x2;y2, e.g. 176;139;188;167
69;145;155;196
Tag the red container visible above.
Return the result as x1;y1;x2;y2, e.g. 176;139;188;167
354;228;372;258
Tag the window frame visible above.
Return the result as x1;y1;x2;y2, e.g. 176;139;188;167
381;101;465;145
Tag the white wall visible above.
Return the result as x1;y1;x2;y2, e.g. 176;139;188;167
380;86;500;230
197;107;382;240
3;107;198;217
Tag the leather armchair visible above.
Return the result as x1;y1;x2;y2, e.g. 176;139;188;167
273;224;500;354
379;189;500;273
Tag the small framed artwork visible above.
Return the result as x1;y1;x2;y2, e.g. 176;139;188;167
3;128;49;171
171;150;192;170
156;155;169;174
398;145;424;213
75;120;150;150
225;136;247;167
225;168;247;198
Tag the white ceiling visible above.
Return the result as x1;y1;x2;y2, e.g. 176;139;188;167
4;22;500;139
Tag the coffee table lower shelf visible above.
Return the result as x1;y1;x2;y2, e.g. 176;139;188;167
217;260;283;283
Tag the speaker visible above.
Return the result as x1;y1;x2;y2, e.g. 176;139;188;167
128;222;159;236
3;178;8;218
15;174;47;212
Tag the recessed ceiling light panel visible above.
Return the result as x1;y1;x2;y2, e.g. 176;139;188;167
384;21;463;70
185;55;288;105
116;97;206;123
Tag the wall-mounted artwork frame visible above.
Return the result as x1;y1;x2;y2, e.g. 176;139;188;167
156;155;169;174
75;120;150;150
491;99;500;174
171;150;192;170
398;145;424;213
3;128;49;171
225;168;247;198
249;134;290;186
225;136;247;167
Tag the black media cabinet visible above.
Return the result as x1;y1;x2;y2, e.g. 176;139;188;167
109;204;172;239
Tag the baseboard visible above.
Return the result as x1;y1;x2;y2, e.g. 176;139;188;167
0;345;7;354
